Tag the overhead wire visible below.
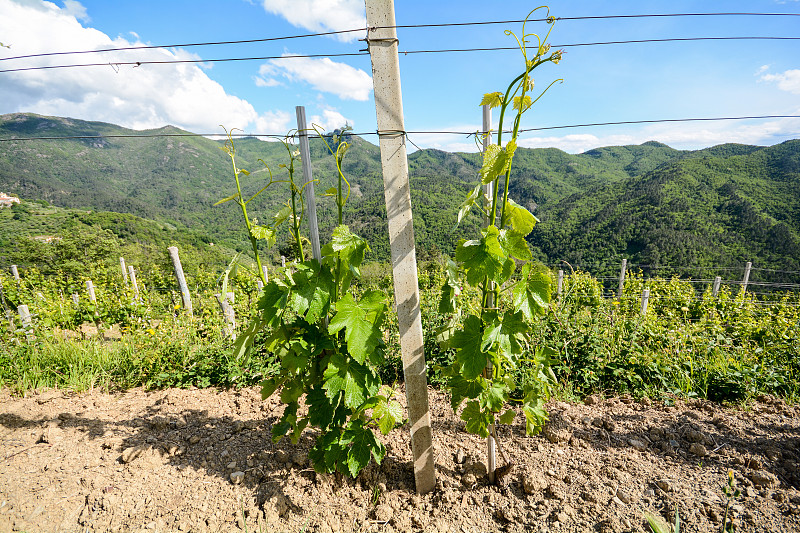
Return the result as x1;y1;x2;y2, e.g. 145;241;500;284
2;115;799;142
1;11;798;64
3;37;800;74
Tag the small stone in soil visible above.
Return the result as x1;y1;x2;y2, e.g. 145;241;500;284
230;471;245;484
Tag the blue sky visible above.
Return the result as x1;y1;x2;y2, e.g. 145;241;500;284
0;0;798;153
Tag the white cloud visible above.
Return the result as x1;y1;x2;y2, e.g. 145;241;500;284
259;0;365;42
514;115;800;153
309;108;351;131
0;0;283;133
255;55;372;101
761;69;800;94
61;0;88;22
254;110;292;133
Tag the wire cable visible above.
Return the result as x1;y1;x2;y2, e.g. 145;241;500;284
2;115;798;142
2;11;797;63
3;36;799;74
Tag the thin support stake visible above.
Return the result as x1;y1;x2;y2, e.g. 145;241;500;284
641;289;650;315
482;103;497;484
296;105;322;263
168;246;193;316
617;259;627;299
366;0;436;495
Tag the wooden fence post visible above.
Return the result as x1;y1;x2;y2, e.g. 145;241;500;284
296;105;323;263
712;276;721;298
640;289;650;315
366;0;436;494
120;257;129;286
128;265;140;300
167;246;193;316
616;259;627;299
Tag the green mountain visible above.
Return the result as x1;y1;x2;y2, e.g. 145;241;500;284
1;113;798;281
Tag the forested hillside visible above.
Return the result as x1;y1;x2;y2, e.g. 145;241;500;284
1;113;798;276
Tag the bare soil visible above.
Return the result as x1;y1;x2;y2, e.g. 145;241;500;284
2;386;799;533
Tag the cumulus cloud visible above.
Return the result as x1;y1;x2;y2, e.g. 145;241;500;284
259;0;365;42
761;68;800;95
309;108;351;131
255;55;372;101
0;0;283;133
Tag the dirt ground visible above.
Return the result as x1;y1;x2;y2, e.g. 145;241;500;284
2;385;800;533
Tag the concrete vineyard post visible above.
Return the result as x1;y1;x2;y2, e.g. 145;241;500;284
712;276;722;298
280;256;286;268
120;257;129;286
167;246;193;316
365;0;436;494
557;270;564;297
17;304;32;338
128;265;140;300
256;279;264;291
11;265;20;289
742;261;752;295
617;259;627;299
296;105;323;263
262;265;269;284
85;280;98;317
71;293;79;306
641;289;650;315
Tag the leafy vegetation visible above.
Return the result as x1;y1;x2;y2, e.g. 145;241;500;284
2;113;798;279
436;11;563;478
220;130;403;478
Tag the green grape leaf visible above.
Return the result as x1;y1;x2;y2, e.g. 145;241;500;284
498;409;516;425
513;265;552;321
272;204;292;227
499;228;532;261
456;184;482;228
323;353;379;408
343;421;385;476
290;261;333;323
456;226;508;286
438;255;460;313
479;91;504;109
452;314;488;380
480;380;509;412
461;400;491;438
306;386;337;429
513;95;533;112
258;281;289;327
480;144;503;185
260;376;285;400
447;372;486;411
372;397;404;435
213;192;238;206
481;310;527;358
328;291;386;364
503;198;538;236
522;397;548;435
323;225;369;290
249;224;276;247
280;378;304;404
309;429;342;473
